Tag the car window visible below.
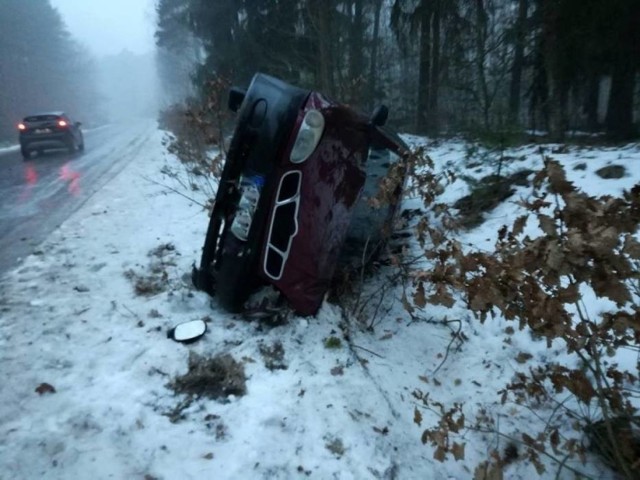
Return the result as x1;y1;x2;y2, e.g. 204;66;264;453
24;115;60;122
364;147;400;196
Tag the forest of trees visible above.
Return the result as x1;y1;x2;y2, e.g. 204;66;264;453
155;0;640;140
0;0;102;143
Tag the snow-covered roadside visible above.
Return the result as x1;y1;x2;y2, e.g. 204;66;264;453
0;144;20;153
0;128;638;479
0;128;445;479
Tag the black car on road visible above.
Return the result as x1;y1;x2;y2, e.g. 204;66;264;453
18;112;84;159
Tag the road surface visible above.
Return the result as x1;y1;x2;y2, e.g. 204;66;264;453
0;121;157;276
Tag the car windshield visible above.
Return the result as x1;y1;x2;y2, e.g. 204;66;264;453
24;115;61;122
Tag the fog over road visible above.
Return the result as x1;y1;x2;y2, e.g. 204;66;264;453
0;121;158;275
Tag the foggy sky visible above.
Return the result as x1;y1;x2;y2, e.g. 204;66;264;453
49;0;157;57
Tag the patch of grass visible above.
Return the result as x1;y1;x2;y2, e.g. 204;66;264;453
466;129;530;150
124;243;179;296
585;416;640;474
169;352;247;400
324;336;342;349
124;269;169;296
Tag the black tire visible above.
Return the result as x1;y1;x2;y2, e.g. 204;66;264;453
20;146;30;159
67;135;77;153
213;231;261;312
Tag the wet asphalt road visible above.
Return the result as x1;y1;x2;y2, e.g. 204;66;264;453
0;121;157;276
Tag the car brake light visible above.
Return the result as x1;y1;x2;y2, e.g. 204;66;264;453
58;120;67;127
18;123;26;130
290;109;325;164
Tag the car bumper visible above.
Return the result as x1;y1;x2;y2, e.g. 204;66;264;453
20;133;70;149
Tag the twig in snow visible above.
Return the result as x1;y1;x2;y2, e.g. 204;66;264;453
351;344;385;359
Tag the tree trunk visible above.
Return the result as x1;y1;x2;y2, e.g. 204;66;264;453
367;0;383;110
475;0;490;129
584;73;600;132
508;0;528;125
428;0;441;134
604;1;638;140
348;0;364;105
605;63;635;140
415;1;432;133
541;0;566;141
309;0;333;94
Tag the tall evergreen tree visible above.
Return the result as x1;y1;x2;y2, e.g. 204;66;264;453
0;0;101;141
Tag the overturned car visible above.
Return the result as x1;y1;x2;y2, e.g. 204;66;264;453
192;73;409;316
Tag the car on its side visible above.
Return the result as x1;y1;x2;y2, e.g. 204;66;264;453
192;73;409;316
18;112;84;159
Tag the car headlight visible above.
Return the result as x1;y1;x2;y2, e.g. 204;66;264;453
290;109;325;164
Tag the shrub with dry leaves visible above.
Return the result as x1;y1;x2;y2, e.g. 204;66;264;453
408;156;640;478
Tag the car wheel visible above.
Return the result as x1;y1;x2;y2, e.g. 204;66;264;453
194;189;264;312
20;146;31;159
214;231;261;312
67;136;77;153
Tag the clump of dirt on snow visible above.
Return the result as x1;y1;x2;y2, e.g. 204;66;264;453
169;352;247;400
258;340;288;371
453;170;534;228
595;164;626;179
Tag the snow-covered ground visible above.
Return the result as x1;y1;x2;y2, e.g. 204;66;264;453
0;128;638;479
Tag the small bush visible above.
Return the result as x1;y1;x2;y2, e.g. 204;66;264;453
407;157;640;477
324;336;342;349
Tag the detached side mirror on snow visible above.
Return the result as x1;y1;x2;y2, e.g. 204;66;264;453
167;319;207;343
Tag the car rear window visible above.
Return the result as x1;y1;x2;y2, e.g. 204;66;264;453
24;115;60;122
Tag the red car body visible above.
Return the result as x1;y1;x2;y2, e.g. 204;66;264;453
193;73;408;315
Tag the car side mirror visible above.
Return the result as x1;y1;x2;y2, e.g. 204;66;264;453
370;105;388;127
228;87;247;113
167;319;207;343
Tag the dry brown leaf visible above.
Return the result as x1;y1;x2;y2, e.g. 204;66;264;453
473;461;504;480
512;215;528;237
414;407;423;426
413;282;427;308
515;352;533;364
452;442;465;460
623;234;640;259
538;214;557;236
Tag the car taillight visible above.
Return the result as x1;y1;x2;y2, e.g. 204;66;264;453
58;120;67;127
290;109;325;164
18;123;25;130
